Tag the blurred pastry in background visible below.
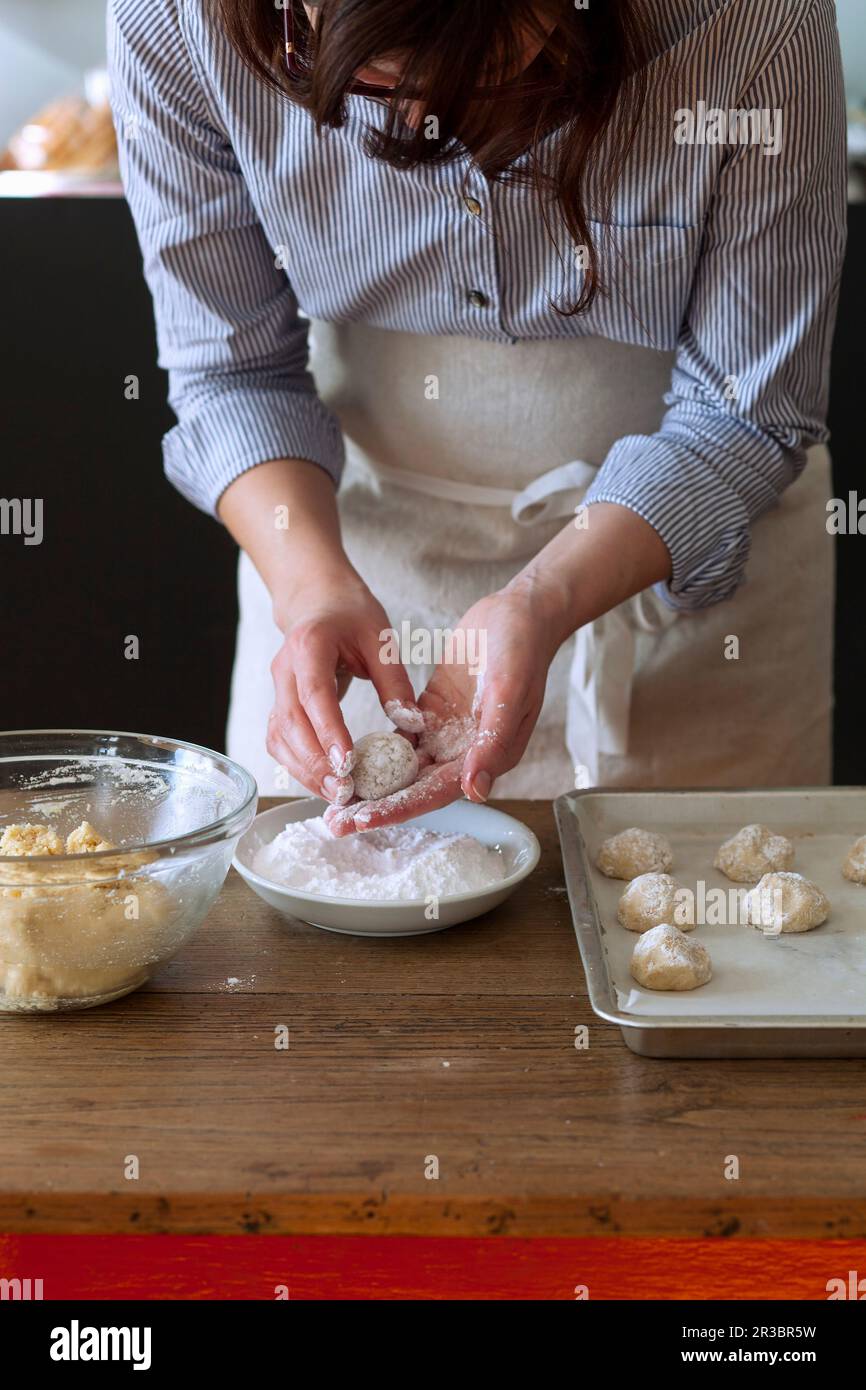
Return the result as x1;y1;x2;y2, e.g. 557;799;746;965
849;104;866;203
1;70;118;178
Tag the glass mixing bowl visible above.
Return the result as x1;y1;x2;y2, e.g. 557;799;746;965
0;730;257;1012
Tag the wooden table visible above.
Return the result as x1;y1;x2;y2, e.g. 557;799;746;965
1;799;865;1239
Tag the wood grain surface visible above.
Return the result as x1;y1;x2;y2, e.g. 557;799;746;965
1;799;865;1238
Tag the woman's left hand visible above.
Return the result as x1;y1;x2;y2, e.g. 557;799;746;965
325;574;571;836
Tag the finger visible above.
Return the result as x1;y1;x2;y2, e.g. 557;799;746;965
267;684;353;803
323;794;360;829
360;634;419;722
384;697;425;734
285;633;355;776
265;712;297;789
461;682;535;801
328;760;463;837
416;686;461;727
329;774;355;806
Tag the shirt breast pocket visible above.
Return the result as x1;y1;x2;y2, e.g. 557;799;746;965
582;221;700;352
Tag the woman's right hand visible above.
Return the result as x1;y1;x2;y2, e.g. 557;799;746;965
267;569;418;803
217;458;419;804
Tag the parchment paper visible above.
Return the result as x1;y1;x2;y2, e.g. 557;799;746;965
576;790;866;1019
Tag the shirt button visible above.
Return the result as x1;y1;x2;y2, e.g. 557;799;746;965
467;289;489;308
463;195;482;217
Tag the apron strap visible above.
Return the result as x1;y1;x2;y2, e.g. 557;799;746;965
369;461;521;508
368;458;600;520
511;460;599;525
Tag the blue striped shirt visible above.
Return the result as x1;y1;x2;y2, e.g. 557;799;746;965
107;0;847;610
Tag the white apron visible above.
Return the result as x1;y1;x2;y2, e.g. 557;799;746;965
227;323;834;797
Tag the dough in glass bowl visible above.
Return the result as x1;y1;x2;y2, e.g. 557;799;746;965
0;821;168;1009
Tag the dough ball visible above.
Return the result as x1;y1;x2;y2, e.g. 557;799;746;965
745;871;829;934
617;872;693;933
630;923;712;991
0;823;63;857
351;732;419;801
597;828;673;880
713;823;794;882
842;836;866;884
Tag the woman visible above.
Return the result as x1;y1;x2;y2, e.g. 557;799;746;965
108;0;846;831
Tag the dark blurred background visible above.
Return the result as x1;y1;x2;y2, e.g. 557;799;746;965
1;198;238;755
1;197;865;780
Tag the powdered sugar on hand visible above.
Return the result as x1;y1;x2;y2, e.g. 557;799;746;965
253;815;507;901
384;699;426;734
417;711;501;765
418;713;478;763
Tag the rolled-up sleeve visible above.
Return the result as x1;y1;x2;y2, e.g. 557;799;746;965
107;0;344;516
584;0;847;610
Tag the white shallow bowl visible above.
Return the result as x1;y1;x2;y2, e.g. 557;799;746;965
233;798;540;936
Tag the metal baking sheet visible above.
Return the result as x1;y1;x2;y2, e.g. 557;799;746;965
554;788;866;1057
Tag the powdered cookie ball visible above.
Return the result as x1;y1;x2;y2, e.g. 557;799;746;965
597;828;673;880
842;836;866;884
746;871;830;934
713;824;794;882
630;924;712;991
351;732;419;801
617;872;693;933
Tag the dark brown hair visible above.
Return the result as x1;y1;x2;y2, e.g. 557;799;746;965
217;0;657;314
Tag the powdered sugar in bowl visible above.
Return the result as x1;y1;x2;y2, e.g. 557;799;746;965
233;799;540;936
